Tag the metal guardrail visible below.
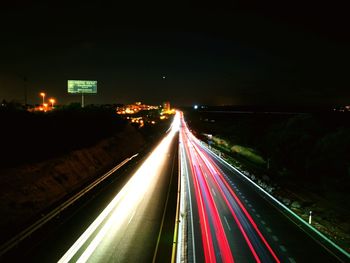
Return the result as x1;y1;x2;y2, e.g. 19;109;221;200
0;153;138;258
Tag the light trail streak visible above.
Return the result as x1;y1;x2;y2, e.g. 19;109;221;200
193;156;234;263
180;114;279;262
59;113;180;263
192;135;280;262
182;123;234;263
183;136;216;263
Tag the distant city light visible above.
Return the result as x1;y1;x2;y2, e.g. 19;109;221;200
40;92;46;105
49;98;56;108
116;101;159;115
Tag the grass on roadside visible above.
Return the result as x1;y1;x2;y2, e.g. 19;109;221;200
212;136;266;166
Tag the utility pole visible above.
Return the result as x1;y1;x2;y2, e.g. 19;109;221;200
81;93;84;108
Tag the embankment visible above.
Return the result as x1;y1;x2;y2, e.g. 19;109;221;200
0;124;145;242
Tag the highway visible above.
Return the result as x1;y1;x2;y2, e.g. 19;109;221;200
179;112;346;262
1;110;348;263
57;114;180;263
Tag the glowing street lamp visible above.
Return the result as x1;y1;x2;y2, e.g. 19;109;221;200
40;92;46;105
43;103;48;112
49;98;55;109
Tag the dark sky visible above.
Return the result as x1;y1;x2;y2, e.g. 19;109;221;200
0;0;349;106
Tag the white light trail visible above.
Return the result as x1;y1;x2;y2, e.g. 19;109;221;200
59;112;180;263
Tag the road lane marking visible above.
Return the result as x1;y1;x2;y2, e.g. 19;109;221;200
224;216;231;231
211;188;216;197
288;257;296;263
252;208;256;212
261;220;266;225
248;204;252;207
128;210;136;225
272;235;278;242
256;214;261;218
266;227;272;233
280;245;287;252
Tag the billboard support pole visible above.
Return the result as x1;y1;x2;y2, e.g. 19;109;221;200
81;93;84;108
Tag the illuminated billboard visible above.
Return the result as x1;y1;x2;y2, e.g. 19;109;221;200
68;80;97;94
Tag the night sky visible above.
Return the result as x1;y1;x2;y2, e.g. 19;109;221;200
0;1;349;106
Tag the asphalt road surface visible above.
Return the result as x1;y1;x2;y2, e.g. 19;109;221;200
58;118;179;263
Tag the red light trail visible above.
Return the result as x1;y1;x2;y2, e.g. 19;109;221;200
179;113;279;262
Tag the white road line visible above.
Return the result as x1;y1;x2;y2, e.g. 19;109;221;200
256;214;261;218
288;257;296;263
252;208;256;212
224;216;231;231
212;188;216;197
248;204;252;207
266;227;272;233
261;220;266;225
280;245;287;252
272;235;279;242
128;210;136;225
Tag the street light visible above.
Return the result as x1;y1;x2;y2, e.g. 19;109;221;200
40;92;46;105
49;98;55;109
43;103;48;112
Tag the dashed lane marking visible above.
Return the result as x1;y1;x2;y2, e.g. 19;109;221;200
224;216;231;231
280;245;287;252
128;210;136;225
